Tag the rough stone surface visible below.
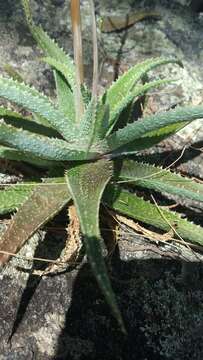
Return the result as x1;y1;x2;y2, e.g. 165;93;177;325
0;1;203;359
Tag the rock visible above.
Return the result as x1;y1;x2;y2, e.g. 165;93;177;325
52;0;65;6
190;0;203;12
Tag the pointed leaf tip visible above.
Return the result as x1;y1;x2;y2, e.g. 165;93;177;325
65;159;124;328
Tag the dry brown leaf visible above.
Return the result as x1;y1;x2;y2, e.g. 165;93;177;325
33;204;82;276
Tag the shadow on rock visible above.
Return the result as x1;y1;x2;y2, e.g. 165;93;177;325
8;224;67;340
54;247;203;360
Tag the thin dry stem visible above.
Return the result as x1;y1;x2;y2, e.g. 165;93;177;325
150;194;202;261
71;0;84;121
90;0;98;98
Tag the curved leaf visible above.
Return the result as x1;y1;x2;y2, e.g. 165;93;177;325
106;105;203;154
109;122;186;156
103;185;203;246
0;106;61;138
0;181;71;265
65;159;124;330
107;78;174;134
42;57;76;96
0;183;35;215
0;76;75;141
78;98;98;149
54;71;75;123
94;102;110;141
0;145;59;168
0;123;99;161
105;57;181;114
118;160;203;203
22;0;76;89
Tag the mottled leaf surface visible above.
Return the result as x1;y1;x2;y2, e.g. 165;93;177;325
106;57;181;114
0;123;99;161
65;159;124;329
0;106;60;138
107;78;173;133
0;145;58;168
0;182;70;265
22;0;76;89
79;98;97;149
0;184;35;215
106;105;203;153
42;57;76;95
118;160;203;202
103;185;203;246
54;71;75;123
109;122;186;155
0;76;75;141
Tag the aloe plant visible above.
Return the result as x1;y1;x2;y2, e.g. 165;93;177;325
0;0;203;330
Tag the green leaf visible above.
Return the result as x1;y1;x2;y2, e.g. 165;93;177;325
106;57;181;114
42;57;76;94
103;185;203;246
54;71;75;123
107;78;174;134
105;105;203;154
0;180;71;265
81;84;92;106
0;123;100;161
32;113;56;129
0;183;35;215
94;102;110;141
0;76;75;141
22;0;76;89
79;98;98;149
110;122;186;155
0;106;61;138
0;145;59;168
65;159;124;330
118;160;203;203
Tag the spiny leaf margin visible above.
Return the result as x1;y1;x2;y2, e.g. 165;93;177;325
118;160;203;203
65;159;125;331
103;185;203;246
